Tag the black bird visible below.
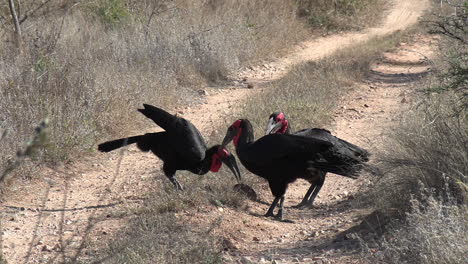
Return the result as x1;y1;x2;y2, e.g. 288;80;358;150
265;112;370;208
98;104;241;190
221;119;364;219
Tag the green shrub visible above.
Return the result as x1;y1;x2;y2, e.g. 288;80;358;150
96;0;130;27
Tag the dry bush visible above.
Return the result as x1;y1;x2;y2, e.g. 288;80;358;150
370;94;467;211
0;0;310;167
362;93;467;263
364;190;467;264
361;3;468;261
296;0;385;31
428;1;467;108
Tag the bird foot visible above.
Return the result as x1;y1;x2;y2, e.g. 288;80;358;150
264;211;275;217
292;203;308;209
293;202;317;210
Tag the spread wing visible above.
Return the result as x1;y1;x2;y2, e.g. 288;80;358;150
138;104;207;163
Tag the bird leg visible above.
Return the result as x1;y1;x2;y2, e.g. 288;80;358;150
276;196;285;220
163;165;184;191
265;196;281;217
302;179;324;208
294;173;326;209
169;177;184;191
293;184;316;209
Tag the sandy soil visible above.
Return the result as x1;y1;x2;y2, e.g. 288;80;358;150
0;0;432;263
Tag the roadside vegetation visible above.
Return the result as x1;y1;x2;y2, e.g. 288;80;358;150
0;0;311;168
362;1;467;263
1;0;388;263
0;0;384;168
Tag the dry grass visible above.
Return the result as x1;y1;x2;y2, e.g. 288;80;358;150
238;34;405;137
296;0;386;31
0;0;310;167
362;92;468;263
0;0;390;262
370;93;467;211
361;2;468;262
83;168;255;263
89;213;224;264
363;192;467;264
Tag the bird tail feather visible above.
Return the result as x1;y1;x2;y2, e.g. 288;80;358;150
98;136;142;152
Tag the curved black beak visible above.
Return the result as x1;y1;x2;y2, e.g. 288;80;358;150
265;117;282;135
220;153;242;183
221;126;238;148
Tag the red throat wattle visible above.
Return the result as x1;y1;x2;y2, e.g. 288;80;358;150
275;113;288;134
278;119;288;134
232;120;243;147
210;148;229;172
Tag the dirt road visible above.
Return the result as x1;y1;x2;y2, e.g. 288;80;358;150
1;0;431;263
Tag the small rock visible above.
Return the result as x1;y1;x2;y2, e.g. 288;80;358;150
41;245;51;252
253;237;260;242
241;256;253;264
364;104;370;108
198;89;209;96
52;244;61;251
218;207;224;212
277;238;284;243
401;97;407;103
221;238;237;251
247;83;254;89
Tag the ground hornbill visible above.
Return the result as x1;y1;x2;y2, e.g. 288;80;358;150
221;119;367;220
98;104;241;190
265;112;370;209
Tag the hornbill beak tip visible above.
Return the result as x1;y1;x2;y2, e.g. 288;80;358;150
266;117;282;135
219;149;242;183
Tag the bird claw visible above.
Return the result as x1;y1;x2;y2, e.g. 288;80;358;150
264;211;275;217
275;208;284;219
170;178;184;191
292;203;308;209
293;200;318;209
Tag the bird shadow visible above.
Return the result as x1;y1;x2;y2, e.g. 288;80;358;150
247;211;296;224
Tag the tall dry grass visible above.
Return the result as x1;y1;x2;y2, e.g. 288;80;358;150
296;0;385;31
362;2;467;263
0;0;310;167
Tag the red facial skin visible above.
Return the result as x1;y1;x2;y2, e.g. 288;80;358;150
275;113;289;134
210;148;230;172
232;120;243;147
